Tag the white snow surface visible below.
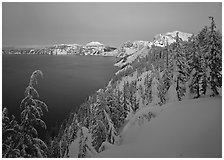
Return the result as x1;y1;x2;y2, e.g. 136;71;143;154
85;41;104;46
96;97;222;158
153;31;192;47
68;135;80;157
98;141;117;153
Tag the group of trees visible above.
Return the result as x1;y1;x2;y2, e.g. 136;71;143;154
3;70;48;158
2;17;221;158
76;17;221;157
43;17;222;158
114;17;221;105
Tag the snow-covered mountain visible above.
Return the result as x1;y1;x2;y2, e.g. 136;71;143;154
2;31;192;58
2;41;118;56
81;41;118;56
2;44;82;55
85;41;104;47
153;31;192;47
39;44;82;55
115;31;193;68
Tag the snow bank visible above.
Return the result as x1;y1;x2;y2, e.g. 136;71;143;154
96;97;222;158
68;136;80;157
98;141;117;152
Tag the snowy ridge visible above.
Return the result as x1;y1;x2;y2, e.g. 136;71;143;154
3;42;118;56
153;31;192;47
115;31;192;68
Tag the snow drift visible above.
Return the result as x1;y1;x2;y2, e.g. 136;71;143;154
96;97;222;158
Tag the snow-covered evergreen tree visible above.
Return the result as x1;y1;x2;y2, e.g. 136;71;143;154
109;87;127;130
77;126;97;158
2;108;21;158
3;70;48;158
151;73;161;106
206;17;222;96
144;73;153;105
90;119;107;152
19;70;48;158
171;32;189;100
187;36;203;98
103;110;117;144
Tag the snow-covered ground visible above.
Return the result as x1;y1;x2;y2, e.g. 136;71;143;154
96;97;222;158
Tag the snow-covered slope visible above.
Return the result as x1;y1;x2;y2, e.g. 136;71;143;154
115;43;151;67
96;97;222;158
115;31;192;68
153;31;192;47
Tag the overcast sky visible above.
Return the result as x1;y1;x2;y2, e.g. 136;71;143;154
2;2;222;48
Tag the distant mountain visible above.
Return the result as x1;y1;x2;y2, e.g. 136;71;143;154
2;44;82;55
115;31;193;68
2;31;192;58
2;42;118;56
85;41;104;46
81;41;118;56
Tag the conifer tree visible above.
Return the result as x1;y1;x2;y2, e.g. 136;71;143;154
3;70;48;158
151;66;161;105
187;36;203;98
171;32;188;100
197;26;209;95
77;126;96;158
2;108;21;158
144;72;153;105
206;16;222;96
19;70;48;157
111;87;127;130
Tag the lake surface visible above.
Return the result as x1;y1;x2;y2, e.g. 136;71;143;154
2;55;118;139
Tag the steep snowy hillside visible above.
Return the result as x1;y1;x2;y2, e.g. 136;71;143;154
116;41;152;58
115;43;151;68
96;97;222;158
115;31;192;68
41;22;221;158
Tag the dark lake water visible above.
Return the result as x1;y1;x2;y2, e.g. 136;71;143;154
2;55;118;139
